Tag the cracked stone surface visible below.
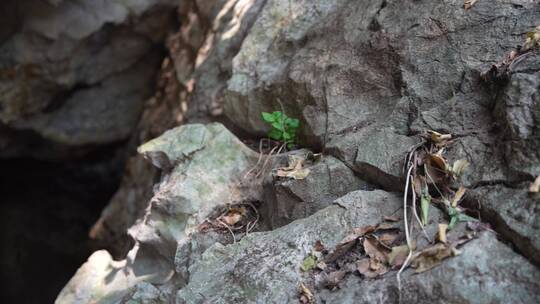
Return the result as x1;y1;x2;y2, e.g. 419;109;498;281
262;155;371;229
223;0;540;262
55;0;540;302
87;0;269;255
316;232;540;304
56;123;261;303
471;184;540;265
176;190;540;304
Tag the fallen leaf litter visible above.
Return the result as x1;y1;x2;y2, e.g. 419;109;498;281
298;129;490;296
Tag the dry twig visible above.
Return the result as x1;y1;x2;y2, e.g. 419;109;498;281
245;202;260;235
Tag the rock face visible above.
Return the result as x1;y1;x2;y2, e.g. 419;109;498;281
262;154;371;228
494;54;540;177
54;0;540;303
471;184;540;265
88;0;269;257
58;123;540;303
176;190;540;303
221;0;540;262
223;0;539;187
175;190;405;303
317;232;540;304
0;0;177;157
56;123;261;303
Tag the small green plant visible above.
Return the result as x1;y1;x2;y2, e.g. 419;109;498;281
261;111;300;148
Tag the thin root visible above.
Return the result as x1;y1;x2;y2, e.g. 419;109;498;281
217;218;236;243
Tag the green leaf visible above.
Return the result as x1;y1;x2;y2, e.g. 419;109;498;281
289;128;297;137
282;131;293;141
268;129;282;140
261;110;299;146
261;112;275;123
420;186;431;226
272;111;283;121
446;206;477;230
448;215;458;230
284;117;294;127
457;213;477;223
287;118;300;129
271;121;285;131
300;254;317;272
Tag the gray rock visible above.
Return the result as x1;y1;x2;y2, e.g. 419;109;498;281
176;190;540;303
133;122;261;267
494;53;540;178
318;232;540;304
262;155;371;228
0;0;177;156
409;93;510;188
23;0;176;40
12;55;158;146
176;190;406;304
56;1;540;302
470;184;540;265
89;153;158;258
87;0;269;257
222;0;539;186
54;250;174;304
178;0;267;121
352;127;418;190
56;123;261;303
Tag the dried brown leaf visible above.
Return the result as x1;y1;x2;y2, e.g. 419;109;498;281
529;176;540;193
323;270;347;289
451;187;467;207
451;159;469;177
316;261;327;271
299;283;314;304
352;225;377;236
384;215;400;222
219;207;246;226
356;259;379;279
276;169;310;179
275;155;310;179
438;224;448;244
370;259;389;275
378;232;399;247
428;130;452;143
413;176;424;196
363;238;389;263
313;240;325;252
388;245;410;267
275;169;290;177
425;154;447;184
463;0;478;10
429;153;448;171
223;213;242;226
411;243;456;273
289;168;311;180
376;222;400;231
324;236;358;263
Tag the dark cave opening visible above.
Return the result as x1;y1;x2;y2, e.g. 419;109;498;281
0;146;126;304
